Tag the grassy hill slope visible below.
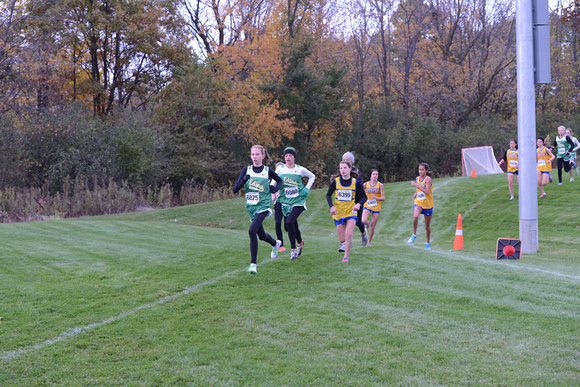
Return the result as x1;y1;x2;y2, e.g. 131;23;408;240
0;173;578;385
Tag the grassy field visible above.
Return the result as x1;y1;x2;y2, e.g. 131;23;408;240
0;173;578;385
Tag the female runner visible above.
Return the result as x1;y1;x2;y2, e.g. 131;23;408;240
232;145;282;274
326;159;366;262
361;169;385;246
408;163;434;251
498;139;519;200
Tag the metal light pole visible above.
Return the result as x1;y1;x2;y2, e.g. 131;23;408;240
516;0;539;253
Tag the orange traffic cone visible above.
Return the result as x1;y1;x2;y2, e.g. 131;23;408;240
471;168;477;177
453;214;463;250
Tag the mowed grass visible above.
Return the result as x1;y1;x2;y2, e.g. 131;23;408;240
0;172;578;385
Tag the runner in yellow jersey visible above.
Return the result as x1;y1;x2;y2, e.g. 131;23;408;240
407;163;434;251
326;159;366;263
498;139;519;201
361;169;385;246
536;137;555;198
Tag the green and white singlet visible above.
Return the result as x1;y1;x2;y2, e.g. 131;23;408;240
244;165;273;221
555;135;572;161
275;164;314;217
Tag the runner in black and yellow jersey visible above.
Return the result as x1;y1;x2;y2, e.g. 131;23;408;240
342;152;369;246
326;159;366;263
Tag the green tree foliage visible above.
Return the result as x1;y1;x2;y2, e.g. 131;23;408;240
14;105;169;192
0;113;27;186
155;62;245;187
4;0;580;193
262;39;348;167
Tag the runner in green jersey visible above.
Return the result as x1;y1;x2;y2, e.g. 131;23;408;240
553;126;575;185
565;128;580;181
275;147;316;261
233;145;283;274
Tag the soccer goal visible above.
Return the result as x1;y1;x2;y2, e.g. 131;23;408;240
461;146;504;176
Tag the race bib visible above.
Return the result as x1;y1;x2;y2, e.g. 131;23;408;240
245;192;259;205
417;191;426;201
559;147;566;154
538;159;546;167
367;199;377;207
509;160;518;168
337;189;352;202
285;187;299;198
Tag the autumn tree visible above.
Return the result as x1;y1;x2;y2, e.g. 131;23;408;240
0;0;38;112
541;1;580;118
425;0;516;126
25;0;191;115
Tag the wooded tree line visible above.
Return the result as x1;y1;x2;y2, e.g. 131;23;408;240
1;0;580;193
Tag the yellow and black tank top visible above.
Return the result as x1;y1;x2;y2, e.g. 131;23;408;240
333;177;358;220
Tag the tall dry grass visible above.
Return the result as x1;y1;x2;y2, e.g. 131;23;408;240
0;177;236;223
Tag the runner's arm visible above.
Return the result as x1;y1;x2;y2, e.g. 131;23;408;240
268;168;283;193
355;180;367;206
326;180;337;208
232;167;249;194
302;167;316;189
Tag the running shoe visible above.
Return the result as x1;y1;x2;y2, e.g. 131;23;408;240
248;263;257;274
297;241;304;256
361;232;368;246
290;250;299;260
509;196;514;201
425;242;431;251
367;242;372;247
407;234;417;244
558;182;563;186
342;257;349;263
278;246;286;253
571;178;575;182
271;240;282;259
548;174;553;183
539;193;547;198
338;243;345;252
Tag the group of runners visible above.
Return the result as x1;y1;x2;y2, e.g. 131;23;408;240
499;126;580;200
233;145;434;274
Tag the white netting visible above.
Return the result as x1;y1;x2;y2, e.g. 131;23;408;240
461;146;504;176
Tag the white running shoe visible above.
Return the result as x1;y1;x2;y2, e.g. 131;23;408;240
297;241;304;256
290;250;299;260
248;263;257;274
271;240;282;259
361;232;368;246
338;243;345;252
